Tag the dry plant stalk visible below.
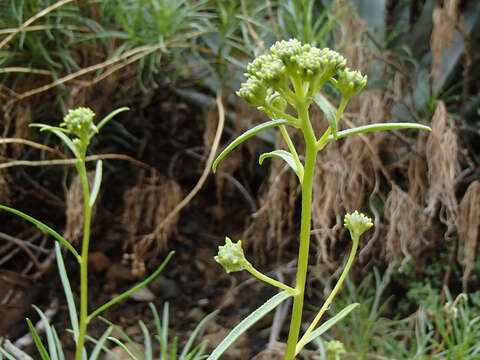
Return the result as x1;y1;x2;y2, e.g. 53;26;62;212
457;180;480;291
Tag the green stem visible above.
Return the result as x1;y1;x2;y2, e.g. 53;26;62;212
74;157;92;360
245;262;298;295
278;125;304;183
284;101;317;360
295;235;359;355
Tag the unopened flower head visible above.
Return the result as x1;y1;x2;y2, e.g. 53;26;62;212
336;68;367;99
214;237;249;273
270;39;302;66
344;210;373;239
237;77;267;106
61;107;96;139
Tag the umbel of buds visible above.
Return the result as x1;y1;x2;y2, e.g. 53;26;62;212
61;107;97;141
214;237;250;273
237;39;366;110
344;211;373;239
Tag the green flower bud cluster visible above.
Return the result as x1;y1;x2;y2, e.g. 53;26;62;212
344;210;373;239
336;68;368;99
237;39;364;109
214;237;250;274
326;340;346;359
61;107;97;140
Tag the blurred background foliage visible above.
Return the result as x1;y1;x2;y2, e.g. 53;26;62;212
1;0;480;358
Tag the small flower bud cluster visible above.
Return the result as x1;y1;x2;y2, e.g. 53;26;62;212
214;237;249;273
344;210;373;239
237;39;365;109
61;107;97;140
336;68;368;99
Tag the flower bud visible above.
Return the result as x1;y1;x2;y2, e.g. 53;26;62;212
344;211;373;239
270;39;302;66
336;68;367;99
236;77;267;106
61;107;96;139
214;237;249;273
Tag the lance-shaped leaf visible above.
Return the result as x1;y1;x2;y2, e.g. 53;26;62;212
259;150;303;179
207;290;292;360
212;119;289;172
89;160;103;207
30;124;80;158
312;94;337;138
0;205;80;261
324;122;431;143
95;107;129;134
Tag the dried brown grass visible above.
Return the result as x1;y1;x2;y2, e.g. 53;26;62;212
458;180;480;291
122;171;182;276
431;0;461;82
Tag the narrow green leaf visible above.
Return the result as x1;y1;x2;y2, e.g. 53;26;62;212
139;321;152;360
52;328;65;360
26;318;50;360
206;291;292;360
259;150;301;176
170;336;178;360
0;205;80;260
106;338;138;360
162;303;169;355
304;303;360;346
312;94;337;138
89;160;102;207
55;243;80;343
212;119;289;173
328;122;431;141
32;305;58;360
30;124;80;159
179;310;218;360
89;326;113;360
96;107;129;134
88;251;174;320
0;346;17;360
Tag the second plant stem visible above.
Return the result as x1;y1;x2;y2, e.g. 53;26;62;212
75;157;92;360
284;99;318;360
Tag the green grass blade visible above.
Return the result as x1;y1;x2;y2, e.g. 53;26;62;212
162;303;169;357
89;160;102;207
106;338;138;360
312;94;337;138
52;327;65;360
96;107;129;133
26;318;50;360
139;321;152;360
89;326;113;360
328;122;431;141
0;346;17;360
179;310;218;359
303;303;360;346
212;119;289;172
259;150;301;177
32;305;58;360
0;205;80;260
206;290;292;360
55;243;79;342
88;251;174;320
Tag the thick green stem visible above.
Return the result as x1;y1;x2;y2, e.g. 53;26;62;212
74;158;92;360
295;235;359;355
284;101;317;360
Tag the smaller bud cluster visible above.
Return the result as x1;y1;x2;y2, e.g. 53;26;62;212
344;210;373;239
214;237;249;274
61;107;97;140
336;68;368;99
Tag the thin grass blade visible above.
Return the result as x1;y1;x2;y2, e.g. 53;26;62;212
179;310;218;359
26;318;50;360
89;326;114;360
